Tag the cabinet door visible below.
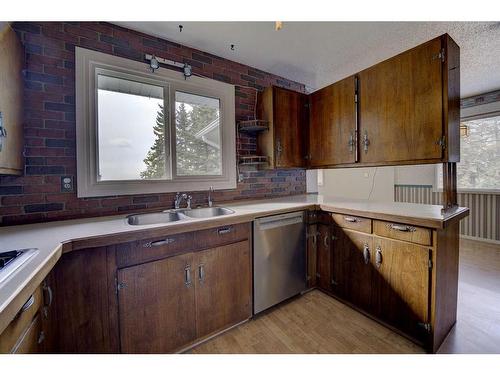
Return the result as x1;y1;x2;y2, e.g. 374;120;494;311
306;224;318;288
330;226;351;299
273;87;308;168
309;76;356;167
117;253;196;353
359;38;443;164
342;230;375;313
372;237;431;341
316;224;332;291
194;241;252;338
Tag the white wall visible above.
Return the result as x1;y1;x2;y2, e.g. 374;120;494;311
315;166;395;202
394;164;436;186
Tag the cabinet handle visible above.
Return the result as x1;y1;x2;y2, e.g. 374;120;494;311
324;235;330;248
362;131;370;153
348;132;355;153
144;238;175;248
198;264;205;283
42;281;53;308
312;233;317;245
388;224;416;232
37;331;45;345
363;243;370;265
20;294;35;314
276;139;283;159
344;216;360;223
184;265;192;287
217;227;232;235
375;246;383;268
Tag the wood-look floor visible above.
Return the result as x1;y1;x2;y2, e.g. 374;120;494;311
191;238;500;354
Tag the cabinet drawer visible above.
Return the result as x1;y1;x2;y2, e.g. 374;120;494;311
373;220;432;246
116;232;196;268
194;223;250;249
0;285;43;353
331;213;372;234
12;313;43;354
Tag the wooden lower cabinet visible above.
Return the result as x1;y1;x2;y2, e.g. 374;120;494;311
118;253;197;353
194;241;252;338
306;224;318;288
372;237;431;342
338;229;375;313
317;213;435;349
316;224;332;291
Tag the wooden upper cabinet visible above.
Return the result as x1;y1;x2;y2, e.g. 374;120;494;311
0;24;24;175
358;35;457;165
118;253;197;353
309;76;356;167
194;241;252;338
258;86;308;168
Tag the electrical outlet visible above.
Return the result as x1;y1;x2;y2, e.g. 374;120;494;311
61;176;74;192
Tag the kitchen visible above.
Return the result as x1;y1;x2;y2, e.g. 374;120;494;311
1;2;500;373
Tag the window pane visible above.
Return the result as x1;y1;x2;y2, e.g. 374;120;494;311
97;75;168;181
436;115;500;190
458;115;500;190
175;91;222;176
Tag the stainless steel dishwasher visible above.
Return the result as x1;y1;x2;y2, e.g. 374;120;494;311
253;211;306;314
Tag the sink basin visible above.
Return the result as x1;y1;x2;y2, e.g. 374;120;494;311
127;211;183;225
178;207;235;219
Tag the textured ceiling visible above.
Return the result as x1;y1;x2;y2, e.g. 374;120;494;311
116;22;500;97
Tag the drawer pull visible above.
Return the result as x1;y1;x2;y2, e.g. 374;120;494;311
363;243;370;265
20;294;35;314
375;246;383;268
43;281;53;307
323;235;330;248
144;238;175;248
217;227;232;235
184;265;192;287
388;224;416;232
344;216;360;223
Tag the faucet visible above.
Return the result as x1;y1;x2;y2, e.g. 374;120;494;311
208;186;214;207
174;193;192;209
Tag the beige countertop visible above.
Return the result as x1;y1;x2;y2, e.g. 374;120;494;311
0;194;469;334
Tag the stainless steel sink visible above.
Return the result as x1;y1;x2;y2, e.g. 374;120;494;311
178;207;235;219
127;211;184;225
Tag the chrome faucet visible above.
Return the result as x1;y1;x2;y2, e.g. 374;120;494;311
208;186;214;207
174;193;192;209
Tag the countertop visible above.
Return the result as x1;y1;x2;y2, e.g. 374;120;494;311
0;194;469;334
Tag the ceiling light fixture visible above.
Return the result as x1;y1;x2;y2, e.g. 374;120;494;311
149;55;160;73
275;21;283;31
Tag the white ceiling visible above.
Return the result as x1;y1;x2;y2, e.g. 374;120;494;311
117;22;500;97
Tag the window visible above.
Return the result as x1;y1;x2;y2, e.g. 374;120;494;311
76;47;236;197
435;111;500;192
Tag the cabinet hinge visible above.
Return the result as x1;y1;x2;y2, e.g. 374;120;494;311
331;279;338;286
433;48;445;63
418;322;432;333
436;136;446;150
331;235;338;241
304;102;310;109
428;259;433;269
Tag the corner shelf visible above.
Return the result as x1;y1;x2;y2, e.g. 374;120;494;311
238;120;269;133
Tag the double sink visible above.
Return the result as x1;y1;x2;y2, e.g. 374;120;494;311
127;207;235;226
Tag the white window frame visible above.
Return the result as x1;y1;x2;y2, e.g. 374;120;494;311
434;100;500;194
76;47;236;198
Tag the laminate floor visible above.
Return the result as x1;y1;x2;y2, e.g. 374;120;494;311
191;238;500;354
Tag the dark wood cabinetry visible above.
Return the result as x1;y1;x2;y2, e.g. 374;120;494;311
309;76;357;167
195;241;251;339
118;253;197;353
372;237;431;341
48;222;252;354
0;24;24;175
258;86;308;168
358;37;445;164
316;224;332;291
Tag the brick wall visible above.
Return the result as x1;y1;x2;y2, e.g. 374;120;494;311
0;22;306;226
